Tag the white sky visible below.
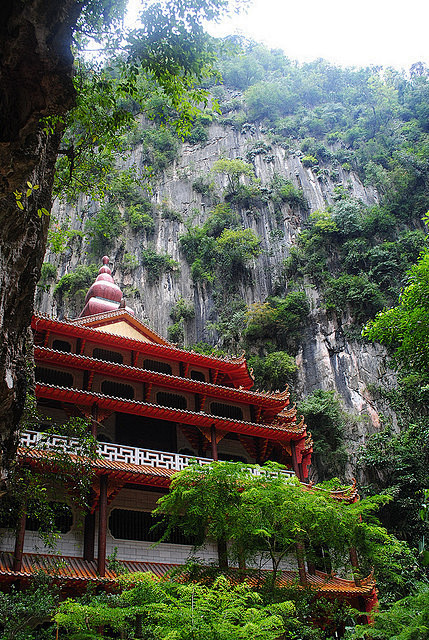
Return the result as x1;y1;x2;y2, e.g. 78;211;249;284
127;0;429;70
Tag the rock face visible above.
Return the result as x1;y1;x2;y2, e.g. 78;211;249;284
38;120;395;466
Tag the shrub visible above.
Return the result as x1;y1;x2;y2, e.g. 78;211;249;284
53;264;98;314
301;155;318;168
324;273;385;324
85;204;125;255
245;292;310;353
126;204;155;233
192;175;215;196
38;263;57;291
249;351;298;392
141;248;180;284
167;319;184;345
216;228;261;277
269;174;307;209
170;297;195;322
161;201;183;222
298;389;347;479
121;253;139;273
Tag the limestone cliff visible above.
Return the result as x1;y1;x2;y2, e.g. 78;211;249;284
37;120;395;475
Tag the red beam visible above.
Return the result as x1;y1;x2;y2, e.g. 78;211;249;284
35;383;304;443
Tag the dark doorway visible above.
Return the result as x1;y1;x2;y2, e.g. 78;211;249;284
115;413;177;452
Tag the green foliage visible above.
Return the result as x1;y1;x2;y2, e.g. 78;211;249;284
249;351;298;392
85;203;125;255
160;200;183;222
352;582;429;640
216;227;261;275
1;402;98;550
125;202;155;233
141;247;179;284
140;126;180;174
269;174;307;209
212;157;255;192
55;574;285;640
37;262;57;291
54;0;249;201
120;252;139;273
155;461;401;596
179;204;261;288
192;173;216;196
47;224;84;254
170;297;195;322
302;155;318;168
298;390;347;479
363;248;429;377
358;422;429;550
244;292;310;354
324;273;385;324
285;193;428;327
184;112;213;144
168;297;195;346
0;574;58;640
53;264;98;315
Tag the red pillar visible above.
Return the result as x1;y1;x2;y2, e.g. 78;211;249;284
291;441;303;481
211;424;218;461
97;475;108;577
13;509;27;572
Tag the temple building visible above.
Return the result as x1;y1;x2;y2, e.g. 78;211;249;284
0;257;376;613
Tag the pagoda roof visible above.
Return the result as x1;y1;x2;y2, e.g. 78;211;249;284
32;314;254;389
0;552;376;597
35;383;305;442
71;309;170;345
35;346;290;417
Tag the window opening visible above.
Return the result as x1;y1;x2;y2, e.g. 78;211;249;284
156;392;187;410
210;402;243;420
109;509;200;545
52;339;71;352
190;370;205;382
93;348;123;364
101;380;135;400
35;367;73;388
143;359;172;374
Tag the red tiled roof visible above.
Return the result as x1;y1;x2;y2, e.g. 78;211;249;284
34;346;291;416
18;446;177;488
0;552;376;596
35;383;306;441
32;315;254;389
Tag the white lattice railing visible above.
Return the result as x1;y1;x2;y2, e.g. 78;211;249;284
20;430;294;477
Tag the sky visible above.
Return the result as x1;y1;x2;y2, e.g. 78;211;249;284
127;0;429;70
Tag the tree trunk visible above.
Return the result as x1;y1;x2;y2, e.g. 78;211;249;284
296;540;308;587
0;0;79;478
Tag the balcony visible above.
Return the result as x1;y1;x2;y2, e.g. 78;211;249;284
20;430;294;477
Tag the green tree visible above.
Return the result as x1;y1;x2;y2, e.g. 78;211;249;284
298;390;347;480
0;0;249;477
363;248;429;380
0;574;58;640
154;461;405;598
352;582;429;640
212;157;255;192
153;462;250;569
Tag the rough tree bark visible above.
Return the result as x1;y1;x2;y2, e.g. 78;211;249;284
0;0;80;477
